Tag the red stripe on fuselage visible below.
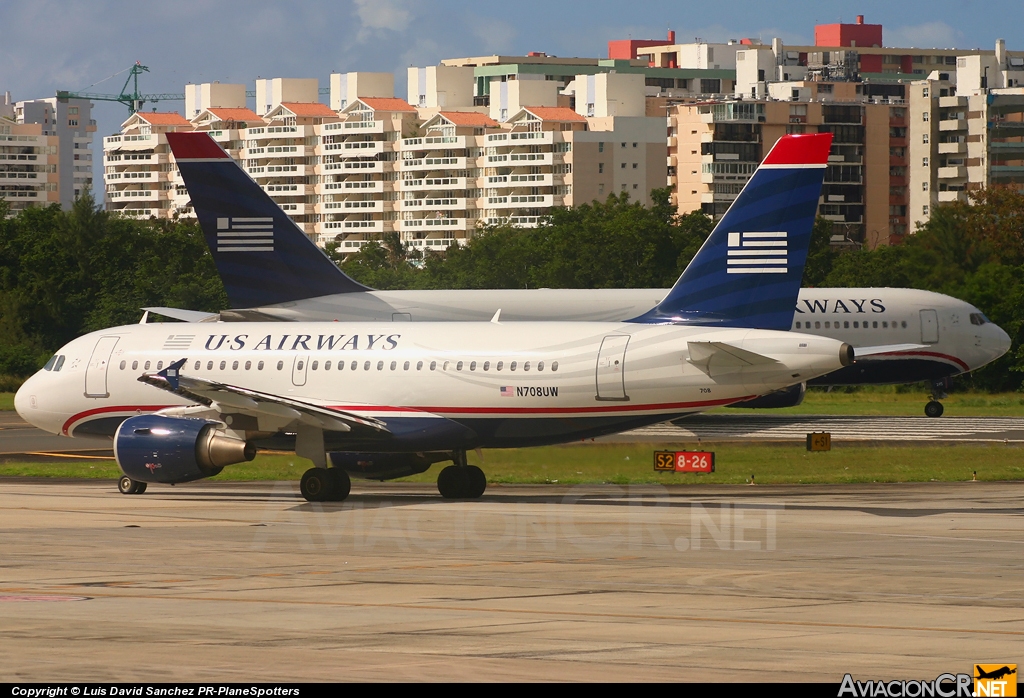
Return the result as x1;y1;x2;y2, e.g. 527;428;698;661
63;405;175;435
61;395;756;434
869;350;969;372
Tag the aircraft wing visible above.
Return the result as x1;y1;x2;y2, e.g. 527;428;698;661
854;343;928;357
138;359;390;437
142;307;220;323
687;341;780;376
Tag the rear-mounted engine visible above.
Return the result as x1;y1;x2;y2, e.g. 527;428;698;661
114;414;256;484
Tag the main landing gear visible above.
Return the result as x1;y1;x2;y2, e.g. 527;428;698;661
118;475;147;495
300;467;351;503
925;378;949;418
436;451;487;499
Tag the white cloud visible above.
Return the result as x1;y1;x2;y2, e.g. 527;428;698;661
886;22;962;49
353;0;413;33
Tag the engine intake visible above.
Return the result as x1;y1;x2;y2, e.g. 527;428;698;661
114;414;256;484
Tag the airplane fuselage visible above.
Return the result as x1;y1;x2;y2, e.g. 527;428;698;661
224;287;1011;384
17;321;848;451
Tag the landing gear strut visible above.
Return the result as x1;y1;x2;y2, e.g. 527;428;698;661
300;467;351;502
118;475;147;495
925;378;949;418
437;451;487;499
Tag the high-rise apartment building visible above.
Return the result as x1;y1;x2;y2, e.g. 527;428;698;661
13;95;95;207
103;111;191;218
0;117;60;213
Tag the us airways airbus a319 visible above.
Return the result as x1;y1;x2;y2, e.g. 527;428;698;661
161;132;1011;417
16;134;902;502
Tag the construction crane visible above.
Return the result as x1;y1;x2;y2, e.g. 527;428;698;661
57;62;184;115
57;62;332;116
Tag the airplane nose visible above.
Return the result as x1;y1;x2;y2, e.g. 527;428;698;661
993;323;1012;357
14;374;38;423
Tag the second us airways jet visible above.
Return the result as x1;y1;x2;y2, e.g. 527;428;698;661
164;133;1011;418
19;133;894;502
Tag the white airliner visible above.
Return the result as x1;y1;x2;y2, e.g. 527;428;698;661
18;133;892;502
163;132;1012;417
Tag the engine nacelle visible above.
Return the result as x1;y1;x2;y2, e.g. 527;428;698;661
114;414;256;484
329;452;447;481
727;382;806;409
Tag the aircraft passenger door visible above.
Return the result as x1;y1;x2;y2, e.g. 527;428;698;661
292;355;308;386
84;336;119;398
920;309;939;344
595;335;630;401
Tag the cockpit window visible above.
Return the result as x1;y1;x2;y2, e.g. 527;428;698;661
43;355;57;371
969;313;989;326
54;355;65;371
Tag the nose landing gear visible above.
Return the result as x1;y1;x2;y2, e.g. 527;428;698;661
437;451;487;499
117;475;147;495
925;378;949;418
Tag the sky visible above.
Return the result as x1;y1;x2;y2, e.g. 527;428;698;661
1;0;1021;186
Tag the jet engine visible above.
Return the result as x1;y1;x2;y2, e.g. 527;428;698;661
727;382;806;409
114;414;256;484
329;451;448;481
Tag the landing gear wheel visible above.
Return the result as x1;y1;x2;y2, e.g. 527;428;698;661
437;465;468;499
925;400;944;418
326;468;351;502
300;467;335;502
118;475;145;495
464;465;487;499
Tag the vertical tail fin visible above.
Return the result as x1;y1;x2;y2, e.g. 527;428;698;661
166;132;369;309
630;132;832;329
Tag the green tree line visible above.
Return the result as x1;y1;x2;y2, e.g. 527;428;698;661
2;187;1023;391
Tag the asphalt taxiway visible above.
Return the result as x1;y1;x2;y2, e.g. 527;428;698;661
1;480;1021;681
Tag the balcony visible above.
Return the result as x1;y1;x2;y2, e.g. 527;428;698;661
323;160;390;174
485;173;552;188
889;156;908;167
105;171;161;182
487;131;555;145
277;202;309;215
403;236;459;251
319;200;385;213
322;180;384;193
401;135;467;150
400;218;468;232
938;96;967;108
508;152;554;166
939;119;967;132
244;144;309;158
485;194;554;209
938;141;966;154
399;156;467;172
400;197;466;211
322;120;385;134
399;176;467;191
104;134;159;150
937;190;966;202
246;125;307;140
322;140;384;156
107;189;163;202
264;181;308;192
247;163;313;178
113;207;163;218
937;165;966;179
322;220;384;235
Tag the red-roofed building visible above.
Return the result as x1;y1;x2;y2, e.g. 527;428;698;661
104;111;195;218
359;97;417;113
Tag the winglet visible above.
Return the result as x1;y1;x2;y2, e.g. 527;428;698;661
166;132;371;309
156;358;187;391
629;132;832;330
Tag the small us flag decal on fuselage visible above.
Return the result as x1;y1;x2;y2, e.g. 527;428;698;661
217;217;274;252
500;386;514;397
726;231;787;274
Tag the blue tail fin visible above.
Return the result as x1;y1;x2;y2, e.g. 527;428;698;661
630;132;832;330
166;132;369;308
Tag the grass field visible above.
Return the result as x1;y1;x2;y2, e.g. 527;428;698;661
2;442;1022;485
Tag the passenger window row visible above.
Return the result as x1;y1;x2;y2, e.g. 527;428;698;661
795;320;908;330
118;358;561;373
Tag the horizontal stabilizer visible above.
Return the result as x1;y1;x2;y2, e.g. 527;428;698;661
687;341;780;376
854;343;928;358
142;307;219;323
